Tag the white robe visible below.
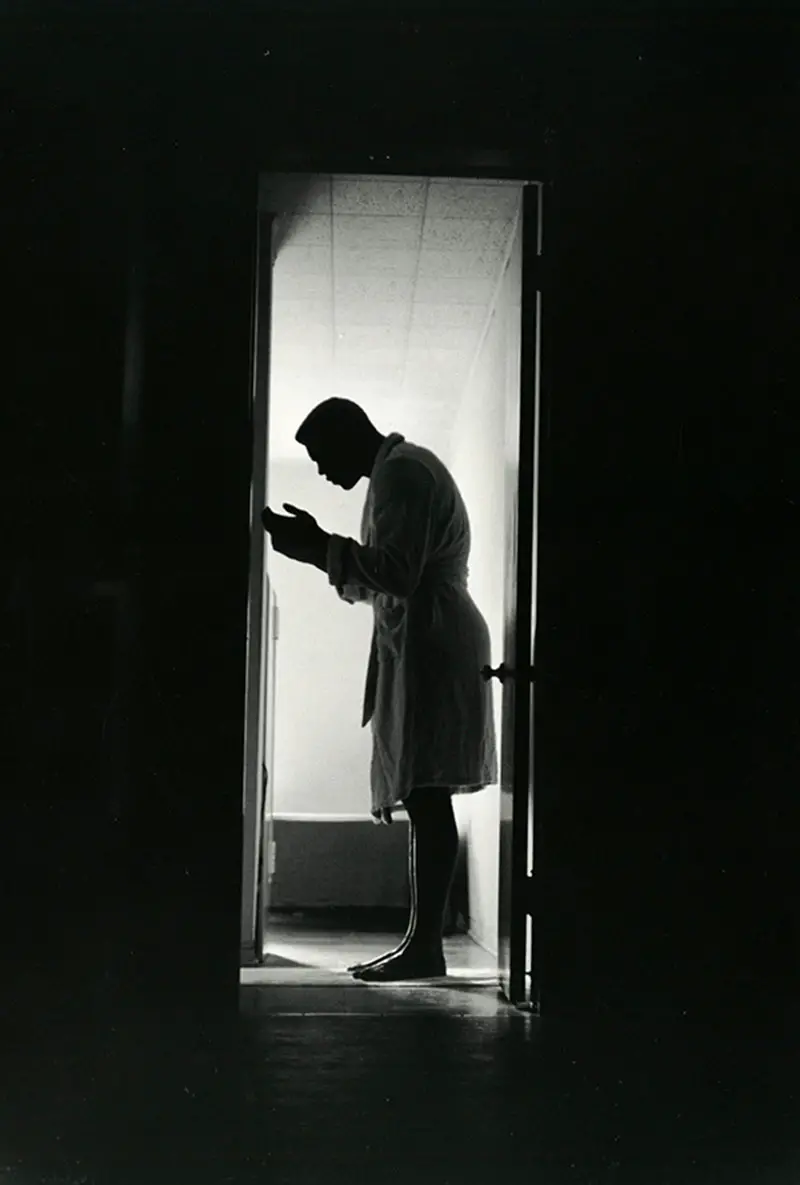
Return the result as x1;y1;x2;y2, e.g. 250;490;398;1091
326;432;498;815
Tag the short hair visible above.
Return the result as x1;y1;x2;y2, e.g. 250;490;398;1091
295;398;374;446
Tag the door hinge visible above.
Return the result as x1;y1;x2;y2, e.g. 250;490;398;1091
267;838;277;882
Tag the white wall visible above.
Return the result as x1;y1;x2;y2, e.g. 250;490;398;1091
266;458;374;816
448;215;521;956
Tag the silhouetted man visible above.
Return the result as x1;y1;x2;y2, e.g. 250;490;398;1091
262;398;497;981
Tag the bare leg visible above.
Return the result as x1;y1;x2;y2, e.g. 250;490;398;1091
347;821;417;973
353;787;458;982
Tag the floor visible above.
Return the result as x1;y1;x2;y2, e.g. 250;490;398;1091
240;912;502;1015
2;912;798;1185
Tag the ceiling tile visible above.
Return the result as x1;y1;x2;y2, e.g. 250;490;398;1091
410;302;486;331
332;361;406;386
281;215;333;249
273;244;331;276
271;361;333;390
334;299;410;328
268;178;520;461
407;324;479;353
270;322;329;357
421;217;491;252
335;347;406;371
328;377;401;402
333;246;419;278
334;275;416;304
273;270;332;300
417;250;500;280
334;215;422;251
335;324;407;351
400;376;457;403
414;276;495;305
405;346;469;374
272;298;331;326
332;179;428;216
426;181;522;220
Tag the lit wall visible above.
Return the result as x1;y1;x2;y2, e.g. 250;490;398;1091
266;457;374;817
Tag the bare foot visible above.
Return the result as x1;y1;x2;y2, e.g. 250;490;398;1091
347;939;409;975
353;947;446;982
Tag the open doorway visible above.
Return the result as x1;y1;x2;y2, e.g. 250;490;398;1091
240;172;535;994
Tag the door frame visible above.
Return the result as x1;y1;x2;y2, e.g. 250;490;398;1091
240;209;275;964
241;149;554;997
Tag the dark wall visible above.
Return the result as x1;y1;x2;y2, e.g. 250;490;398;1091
2;4;797;1022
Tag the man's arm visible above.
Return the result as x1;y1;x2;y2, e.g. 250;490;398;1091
308;532;331;573
324;459;434;601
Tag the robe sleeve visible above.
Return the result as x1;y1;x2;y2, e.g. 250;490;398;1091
326;457;435;601
328;541;375;605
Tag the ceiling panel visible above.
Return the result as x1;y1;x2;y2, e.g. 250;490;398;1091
334;275;416;304
265;173;523;461
414;276;496;305
426;181;522;220
271;270;333;300
332;362;406;387
283;215;334;248
273;245;332;276
332;178;428;216
271;321;331;349
417;250;501;279
335;349;406;372
335;299;411;328
336;324;407;351
421;217;513;254
334;215;422;251
405;346;469;374
410;302;486;330
328;377;402;401
272;298;331;326
407;324;479;353
333;246;420;278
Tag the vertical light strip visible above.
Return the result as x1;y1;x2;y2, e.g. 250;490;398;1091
528;285;543;887
526;185;544;1000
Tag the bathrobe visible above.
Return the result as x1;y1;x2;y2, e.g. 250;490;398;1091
326;432;498;816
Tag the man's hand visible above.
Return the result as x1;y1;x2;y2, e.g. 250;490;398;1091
261;503;328;567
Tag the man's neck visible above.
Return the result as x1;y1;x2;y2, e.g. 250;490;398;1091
362;432;387;479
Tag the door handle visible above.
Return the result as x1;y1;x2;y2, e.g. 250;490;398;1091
481;663;536;684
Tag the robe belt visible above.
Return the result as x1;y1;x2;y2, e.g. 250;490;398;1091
416;562;468;592
360;563;468;727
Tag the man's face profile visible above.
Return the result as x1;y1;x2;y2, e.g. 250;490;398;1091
305;436;361;490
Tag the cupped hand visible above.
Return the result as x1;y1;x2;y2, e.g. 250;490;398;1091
282;503;319;528
261;503;324;564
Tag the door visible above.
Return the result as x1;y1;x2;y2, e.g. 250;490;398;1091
486;182;545;1010
254;583;279;964
240;209;275;963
